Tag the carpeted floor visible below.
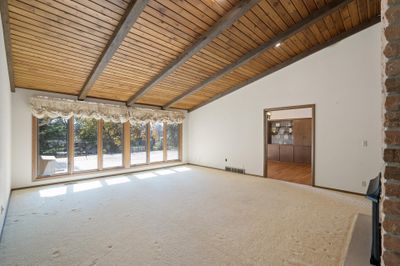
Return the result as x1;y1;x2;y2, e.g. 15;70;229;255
0;165;369;266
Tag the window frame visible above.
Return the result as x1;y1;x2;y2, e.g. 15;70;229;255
129;123;148;167
32;117;182;180
101;120;125;170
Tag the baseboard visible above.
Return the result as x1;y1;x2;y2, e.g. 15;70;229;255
187;163;264;178
314;185;365;196
0;190;12;243
188;163;365;196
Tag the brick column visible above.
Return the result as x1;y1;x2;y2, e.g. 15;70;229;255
383;0;400;265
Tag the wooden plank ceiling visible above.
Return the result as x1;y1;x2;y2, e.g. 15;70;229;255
5;0;380;111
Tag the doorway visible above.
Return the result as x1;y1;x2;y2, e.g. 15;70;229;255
263;105;315;186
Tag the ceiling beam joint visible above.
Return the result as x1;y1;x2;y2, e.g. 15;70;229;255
163;0;353;109
188;16;381;112
126;0;261;106
78;0;149;100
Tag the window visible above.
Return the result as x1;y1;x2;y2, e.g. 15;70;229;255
167;124;179;161
74;117;98;171
150;122;164;162
102;122;123;168
130;124;147;165
33;118;182;179
37;117;69;176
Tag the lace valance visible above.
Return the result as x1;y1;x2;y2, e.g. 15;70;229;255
31;96;185;124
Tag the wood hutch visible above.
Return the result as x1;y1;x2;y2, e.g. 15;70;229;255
267;118;311;164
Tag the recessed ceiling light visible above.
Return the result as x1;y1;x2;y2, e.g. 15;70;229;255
275;42;281;48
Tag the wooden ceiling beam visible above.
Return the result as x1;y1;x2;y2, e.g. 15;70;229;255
163;0;352;109
78;0;148;100
126;0;261;106
0;0;15;92
189;16;381;112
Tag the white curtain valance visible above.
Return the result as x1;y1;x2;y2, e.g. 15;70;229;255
31;96;185;125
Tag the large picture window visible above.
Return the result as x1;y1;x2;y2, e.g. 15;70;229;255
33;117;182;179
37;117;69;176
74;118;98;172
150;122;164;163
102;122;123;169
131;124;147;165
166;124;179;161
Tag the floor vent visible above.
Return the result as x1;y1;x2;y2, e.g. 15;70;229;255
225;166;245;174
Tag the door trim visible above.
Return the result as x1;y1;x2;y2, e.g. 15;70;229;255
263;104;316;186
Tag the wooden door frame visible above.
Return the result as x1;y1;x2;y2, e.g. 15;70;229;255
263;104;316;186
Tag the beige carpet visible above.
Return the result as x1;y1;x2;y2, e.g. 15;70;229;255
0;165;369;266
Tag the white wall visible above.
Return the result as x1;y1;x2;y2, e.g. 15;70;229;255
188;24;383;194
0;11;12;233
11;89;189;189
269;108;312;120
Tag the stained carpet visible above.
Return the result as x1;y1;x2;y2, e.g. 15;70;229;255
0;166;368;265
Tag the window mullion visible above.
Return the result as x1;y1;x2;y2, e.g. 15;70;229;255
163;122;167;162
98;120;103;170
146;123;150;164
123;122;131;168
179;124;183;161
68;117;74;174
32;116;38;178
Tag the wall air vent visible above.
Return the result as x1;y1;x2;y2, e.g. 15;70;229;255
225;166;245;174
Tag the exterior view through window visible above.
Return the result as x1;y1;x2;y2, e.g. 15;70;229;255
167;124;179;160
34;117;182;178
37;117;69;176
102;122;123;168
74;117;98;171
150;122;164;162
131;124;147;165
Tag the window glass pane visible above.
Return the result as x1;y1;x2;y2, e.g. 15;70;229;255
74;117;98;171
131;124;147;165
38;117;69;176
102;122;123;168
150;122;164;162
167;124;179;160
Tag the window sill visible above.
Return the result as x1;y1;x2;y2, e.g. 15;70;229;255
33;161;185;184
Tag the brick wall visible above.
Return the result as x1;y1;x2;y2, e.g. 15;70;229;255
383;0;400;265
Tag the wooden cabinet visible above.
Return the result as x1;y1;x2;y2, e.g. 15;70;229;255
267;118;312;164
294;145;311;164
267;144;280;161
280;145;294;162
293;119;312;146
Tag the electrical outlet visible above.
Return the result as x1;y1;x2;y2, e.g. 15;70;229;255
362;181;367;187
362;140;368;147
225;158;227;162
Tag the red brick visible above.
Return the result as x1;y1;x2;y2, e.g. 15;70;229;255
385;26;400;42
384;234;400;251
386;58;400;77
383;251;400;266
387;5;400;24
386;95;400;111
385;111;400;127
386;182;400;197
385;42;400;59
384;149;400;163
386;166;400;181
384;199;400;216
386;131;400;145
384;218;400;234
386;78;400;93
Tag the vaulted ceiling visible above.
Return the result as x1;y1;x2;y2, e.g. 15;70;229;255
1;0;380;111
